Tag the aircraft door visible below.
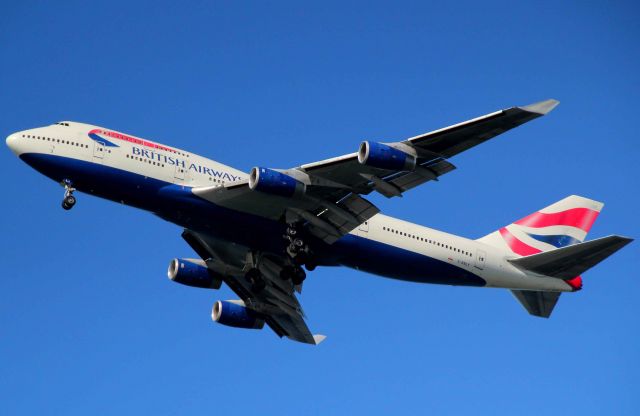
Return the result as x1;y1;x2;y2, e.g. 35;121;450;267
475;249;486;270
174;164;186;180
358;221;369;233
93;141;105;160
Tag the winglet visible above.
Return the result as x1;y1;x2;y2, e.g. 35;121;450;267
519;99;560;115
313;334;327;345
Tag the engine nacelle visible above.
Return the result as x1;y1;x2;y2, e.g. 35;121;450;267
357;141;416;171
167;258;222;289
248;167;305;197
212;300;265;329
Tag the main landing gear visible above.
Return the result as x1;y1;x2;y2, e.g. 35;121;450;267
243;222;318;292
280;222;318;285
61;179;76;211
243;251;267;293
279;265;306;286
245;267;266;292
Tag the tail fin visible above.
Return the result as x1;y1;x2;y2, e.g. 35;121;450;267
483;196;632;319
478;195;604;256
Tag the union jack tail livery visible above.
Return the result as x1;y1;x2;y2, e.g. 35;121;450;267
478;195;604;256
479;195;631;318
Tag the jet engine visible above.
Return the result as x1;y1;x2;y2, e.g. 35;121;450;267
248;167;305;197
167;258;222;289
212;300;265;329
357;141;416;171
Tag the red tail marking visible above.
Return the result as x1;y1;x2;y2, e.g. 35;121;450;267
514;208;599;233
499;228;542;256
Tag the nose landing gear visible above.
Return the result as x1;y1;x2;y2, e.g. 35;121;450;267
61;179;76;210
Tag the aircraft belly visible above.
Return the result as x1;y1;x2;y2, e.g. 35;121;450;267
330;234;486;286
19;152;487;287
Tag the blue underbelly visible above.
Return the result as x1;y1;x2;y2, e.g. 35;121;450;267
19;153;284;249
19;152;485;287
331;234;486;286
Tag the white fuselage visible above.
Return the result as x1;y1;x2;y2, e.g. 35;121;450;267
5;121;574;293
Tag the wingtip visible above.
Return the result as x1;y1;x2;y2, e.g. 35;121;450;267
615;235;634;244
520;99;560;115
313;334;327;345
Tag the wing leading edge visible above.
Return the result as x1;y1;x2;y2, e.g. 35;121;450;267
192;100;559;245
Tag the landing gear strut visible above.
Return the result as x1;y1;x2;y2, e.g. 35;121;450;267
61;179;76;210
243;252;267;293
284;224;310;262
282;222;316;284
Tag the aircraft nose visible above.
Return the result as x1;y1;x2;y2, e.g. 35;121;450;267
6;133;20;155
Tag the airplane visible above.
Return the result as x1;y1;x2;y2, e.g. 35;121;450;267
5;99;632;345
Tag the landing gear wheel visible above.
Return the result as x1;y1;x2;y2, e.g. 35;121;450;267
245;268;266;293
292;251;308;266
279;265;296;281
291;267;306;286
252;278;266;292
61;180;77;211
304;260;317;272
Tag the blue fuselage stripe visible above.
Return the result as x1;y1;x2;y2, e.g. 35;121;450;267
20;152;486;287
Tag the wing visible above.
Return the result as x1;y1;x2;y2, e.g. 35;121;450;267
182;229;325;345
299;99;559;195
193;99;559;244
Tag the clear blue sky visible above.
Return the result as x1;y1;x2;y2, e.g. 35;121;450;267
1;1;638;414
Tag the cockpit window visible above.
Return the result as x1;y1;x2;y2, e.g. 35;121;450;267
54;122;70;126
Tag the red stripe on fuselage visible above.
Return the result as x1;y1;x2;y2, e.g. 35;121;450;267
499;227;542;256
514;208;599;232
88;129;179;153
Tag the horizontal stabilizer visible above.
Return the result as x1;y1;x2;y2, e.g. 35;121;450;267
508;235;633;279
512;290;561;318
